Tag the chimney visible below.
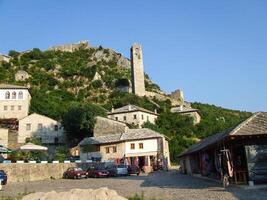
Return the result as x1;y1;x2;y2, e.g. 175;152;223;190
128;105;132;111
154;109;157;114
111;107;114;112
179;105;184;111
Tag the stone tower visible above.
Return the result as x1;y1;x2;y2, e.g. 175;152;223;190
171;89;184;104
131;44;146;96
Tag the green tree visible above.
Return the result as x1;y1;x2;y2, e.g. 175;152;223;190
54;146;70;162
62;103;107;147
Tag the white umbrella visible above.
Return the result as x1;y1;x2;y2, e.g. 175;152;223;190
19;142;48;152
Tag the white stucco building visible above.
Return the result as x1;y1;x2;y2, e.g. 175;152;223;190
18;113;64;144
107;105;158;127
79;128;170;170
0;84;31;120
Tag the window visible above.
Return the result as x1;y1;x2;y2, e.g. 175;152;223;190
105;147;110;154
123;116;126;121
10;105;14;110
134;114;137;119
141;115;144;120
18;91;23;99
54;125;58;131
115;117;118;121
96;146;100;151
38;123;43;130
12;91;16;99
18;105;22;110
113;146;117;153
139;143;144;149
147;116;149;121
26;123;31;131
130;143;135;150
5;91;10;99
4;106;7;111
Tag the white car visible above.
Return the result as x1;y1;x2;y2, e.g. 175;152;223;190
116;165;128;176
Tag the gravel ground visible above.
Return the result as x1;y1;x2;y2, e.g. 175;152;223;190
1;170;267;200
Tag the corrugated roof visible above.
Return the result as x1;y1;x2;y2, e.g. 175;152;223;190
108;104;158;115
0;84;28;89
178;112;267;157
79;128;164;146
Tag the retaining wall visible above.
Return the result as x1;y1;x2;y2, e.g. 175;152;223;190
0;163;91;183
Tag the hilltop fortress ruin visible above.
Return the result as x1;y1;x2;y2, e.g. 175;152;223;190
40;41;200;123
129;43;201;124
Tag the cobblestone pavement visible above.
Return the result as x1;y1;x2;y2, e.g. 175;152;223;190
1;170;267;200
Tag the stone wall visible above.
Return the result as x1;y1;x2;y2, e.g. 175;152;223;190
0;128;8;147
48;41;89;52
93;116;127;137
0;163;92;183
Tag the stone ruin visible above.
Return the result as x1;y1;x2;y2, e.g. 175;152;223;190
15;70;30;81
48;40;89;52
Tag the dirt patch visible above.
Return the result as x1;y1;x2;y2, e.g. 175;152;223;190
22;187;126;200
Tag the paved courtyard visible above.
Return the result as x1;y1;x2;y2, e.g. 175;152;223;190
2;170;267;200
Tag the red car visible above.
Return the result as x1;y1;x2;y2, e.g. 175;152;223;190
127;165;141;176
87;166;109;178
63;167;88;179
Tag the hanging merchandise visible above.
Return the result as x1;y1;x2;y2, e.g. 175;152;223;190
226;150;234;178
214;149;222;173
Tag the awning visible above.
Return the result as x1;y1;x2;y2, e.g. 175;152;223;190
0;145;12;154
19;143;48;151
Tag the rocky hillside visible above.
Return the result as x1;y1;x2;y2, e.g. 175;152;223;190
0;44;252;159
0;45;161;119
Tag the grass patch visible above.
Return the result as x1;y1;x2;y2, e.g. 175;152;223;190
129;192;163;200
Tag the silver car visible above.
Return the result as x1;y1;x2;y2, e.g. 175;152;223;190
116;164;128;176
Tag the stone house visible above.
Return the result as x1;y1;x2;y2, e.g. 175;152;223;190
79;128;170;171
0;84;31;120
178;112;267;185
171;105;201;125
18;113;64;144
107;105;158;127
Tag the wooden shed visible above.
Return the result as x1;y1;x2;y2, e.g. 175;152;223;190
178;112;267;185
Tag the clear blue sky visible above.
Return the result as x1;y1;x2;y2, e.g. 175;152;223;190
1;0;266;112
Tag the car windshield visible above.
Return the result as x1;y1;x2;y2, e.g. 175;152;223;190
118;165;126;168
74;168;83;171
95;166;105;170
0;170;5;174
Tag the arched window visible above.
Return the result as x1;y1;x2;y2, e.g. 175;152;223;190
5;91;10;99
18;91;23;99
12;91;16;99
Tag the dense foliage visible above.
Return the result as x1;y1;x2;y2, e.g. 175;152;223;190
62;103;107;147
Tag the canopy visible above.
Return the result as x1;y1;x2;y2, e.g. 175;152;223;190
19;143;48;151
0;145;12;154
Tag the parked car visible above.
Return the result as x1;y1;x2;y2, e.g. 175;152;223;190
0;170;7;185
105;164;117;177
87;166;109;178
116;164;128;176
63;167;88;179
127;165;141;176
